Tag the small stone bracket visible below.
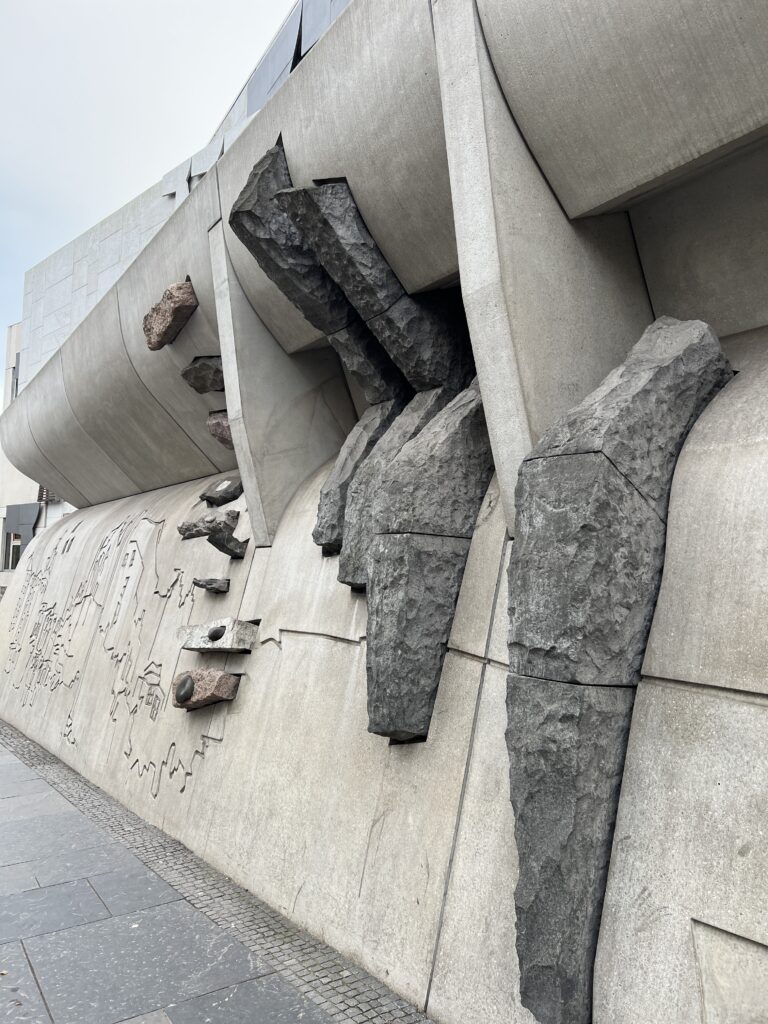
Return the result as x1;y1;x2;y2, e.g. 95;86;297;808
143;278;199;351
179;617;259;654
172;669;242;710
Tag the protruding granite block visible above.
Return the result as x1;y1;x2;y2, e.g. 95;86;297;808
367;533;470;741
328;318;411;406
531;316;733;519
368;290;474;392
143;280;198;351
506;675;634;1024
375;380;493;538
314;400;402;556
338;387;456;590
207;410;234;450
179;618;259;654
206;521;249;560
178;509;239;541
510;452;666;688
199;475;243;507
229;143;352;335
192;578;230;594
275;183;404;321
181;356;225;394
172;669;241;710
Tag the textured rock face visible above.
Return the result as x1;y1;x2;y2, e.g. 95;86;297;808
228;144;352;335
338;387;455;590
172;669;241;710
368;290;474;392
275;183;404;321
374;380;493;538
506;316;733;1024
192;578;230;594
314;400;401;556
207;410;234;450
199;475;243;507
328;318;411;406
178;509;239;541
143;280;198;351
506;676;635;1024
510;452;666;688
206;521;249;560
179;618;259;654
532;316;733;520
366;533;470;741
181;356;225;394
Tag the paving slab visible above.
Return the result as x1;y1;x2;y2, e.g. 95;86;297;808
0;777;49;801
33;843;143;888
88;864;180;916
0;812;107;869
0;877;109;944
0;862;38;898
24;900;269;1024
0;790;74;823
0;764;41;798
166;975;334;1023
0;940;51;1022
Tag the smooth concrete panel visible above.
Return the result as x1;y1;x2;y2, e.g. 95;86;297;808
631;142;768;338
210;221;355;543
60;289;218;493
449;476;507;662
0;386;88;508
433;0;652;530
721;324;768;373
217;0;457;354
595;677;768;1023
24;351;140;504
477;0;768;215
428;664;533;1024
116;170;237;473
245;461;367;644
644;353;768;693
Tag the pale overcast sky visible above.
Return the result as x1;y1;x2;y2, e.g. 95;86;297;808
0;0;296;335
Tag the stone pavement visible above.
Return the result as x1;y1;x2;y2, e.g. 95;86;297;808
0;721;429;1024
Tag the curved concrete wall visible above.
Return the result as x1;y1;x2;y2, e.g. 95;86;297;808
0;469;529;1024
477;0;768;215
595;355;768;1020
217;0;458;354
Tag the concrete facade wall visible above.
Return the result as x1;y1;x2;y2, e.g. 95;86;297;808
0;469;530;1024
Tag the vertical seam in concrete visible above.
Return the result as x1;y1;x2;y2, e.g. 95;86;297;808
628;213;658;319
424;531;509;1011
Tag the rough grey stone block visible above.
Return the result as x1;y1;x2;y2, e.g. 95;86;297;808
509;452;666;688
143;280;198;351
275;183;404;321
367;289;474;392
374;379;494;538
367;533;470;741
199;475;243;507
178;509;239;541
192;577;230;594
338;387;456;590
206;522;249;560
328;318;411;406
181;356;225;394
207;409;234;450
314;400;401;556
228;144;353;335
172;669;241;710
506;675;634;1024
531;316;733;520
179;617;259;654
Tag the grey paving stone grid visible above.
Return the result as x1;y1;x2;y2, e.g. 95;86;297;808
0;720;427;1024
